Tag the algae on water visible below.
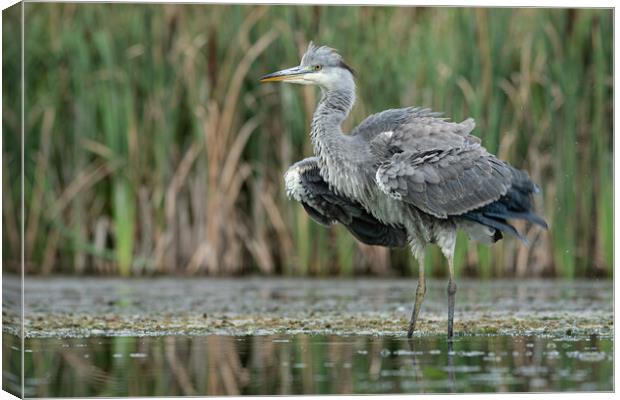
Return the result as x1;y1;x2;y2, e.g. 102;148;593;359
5;277;612;338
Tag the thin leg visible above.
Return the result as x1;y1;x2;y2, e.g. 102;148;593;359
446;255;457;339
407;250;426;338
439;230;457;339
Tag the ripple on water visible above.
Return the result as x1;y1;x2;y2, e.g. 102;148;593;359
567;351;607;362
14;333;613;396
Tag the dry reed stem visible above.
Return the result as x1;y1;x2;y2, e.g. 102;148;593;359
259;189;295;266
52;161;116;217
218;29;278;142
93;216;110;273
219;116;259;190
40;229;60;275
162;142;201;269
215;7;267;98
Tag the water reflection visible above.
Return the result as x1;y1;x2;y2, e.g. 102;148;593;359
4;333;613;397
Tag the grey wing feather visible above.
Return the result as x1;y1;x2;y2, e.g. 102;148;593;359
285;157;408;247
352;106;475;142
371;114;512;218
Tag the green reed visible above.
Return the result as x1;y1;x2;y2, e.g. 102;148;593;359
3;5;613;278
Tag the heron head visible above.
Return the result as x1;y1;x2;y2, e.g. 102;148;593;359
260;42;355;89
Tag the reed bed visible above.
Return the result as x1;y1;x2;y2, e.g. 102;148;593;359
2;5;613;278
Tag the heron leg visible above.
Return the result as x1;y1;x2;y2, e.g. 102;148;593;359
447;256;457;339
439;230;457;339
407;250;426;338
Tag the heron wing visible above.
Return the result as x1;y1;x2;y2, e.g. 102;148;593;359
351;106;476;144
374;142;514;219
285;157;408;247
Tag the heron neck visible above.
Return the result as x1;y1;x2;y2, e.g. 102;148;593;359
310;87;361;195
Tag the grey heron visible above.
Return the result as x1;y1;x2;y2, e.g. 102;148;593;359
260;42;547;339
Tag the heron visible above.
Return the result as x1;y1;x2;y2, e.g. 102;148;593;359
260;42;547;339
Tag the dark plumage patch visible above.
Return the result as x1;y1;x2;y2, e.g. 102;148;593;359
338;60;356;76
493;229;503;242
294;158;407;248
462;168;547;244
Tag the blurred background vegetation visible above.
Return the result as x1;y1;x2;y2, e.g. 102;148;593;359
2;4;613;278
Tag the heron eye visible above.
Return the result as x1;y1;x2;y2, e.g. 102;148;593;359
314;65;322;71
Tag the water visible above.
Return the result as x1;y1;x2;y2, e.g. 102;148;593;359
5;333;613;396
3;277;613;395
7;277;613;338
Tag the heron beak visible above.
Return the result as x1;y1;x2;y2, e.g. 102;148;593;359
259;66;309;83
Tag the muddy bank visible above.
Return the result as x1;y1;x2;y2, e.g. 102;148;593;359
3;277;613;338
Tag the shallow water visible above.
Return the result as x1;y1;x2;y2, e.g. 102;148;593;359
5;333;613;396
2;277;613;395
5;277;613;337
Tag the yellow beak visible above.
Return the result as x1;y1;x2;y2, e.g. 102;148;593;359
259;66;308;83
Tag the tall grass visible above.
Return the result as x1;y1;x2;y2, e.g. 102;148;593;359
3;5;613;278
2;3;23;276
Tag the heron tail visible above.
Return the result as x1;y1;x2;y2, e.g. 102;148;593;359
461;168;547;245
